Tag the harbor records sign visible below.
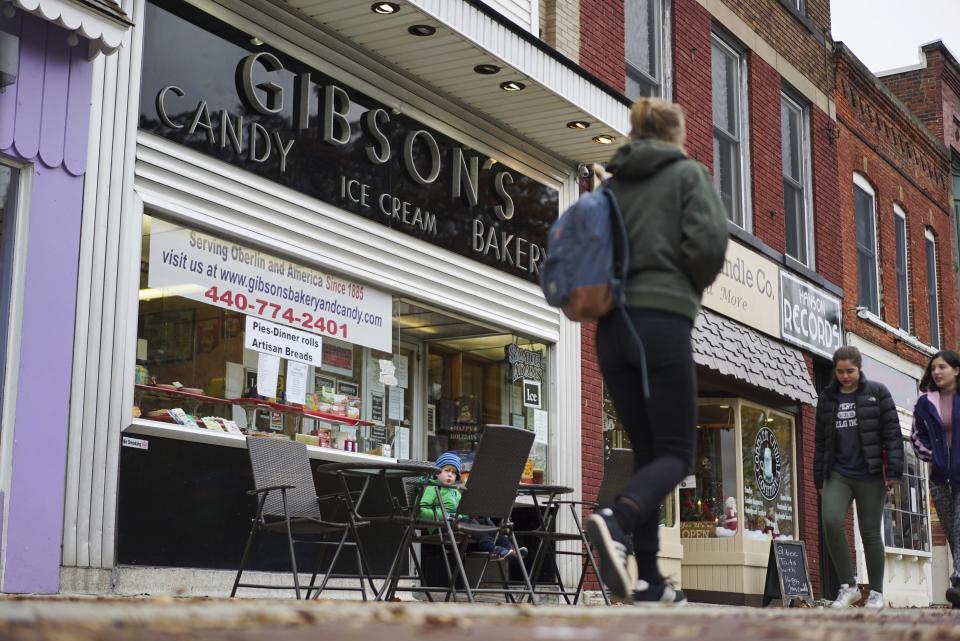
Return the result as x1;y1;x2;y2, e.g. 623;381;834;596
779;271;842;359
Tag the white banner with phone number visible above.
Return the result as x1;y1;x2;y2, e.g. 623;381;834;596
147;218;392;351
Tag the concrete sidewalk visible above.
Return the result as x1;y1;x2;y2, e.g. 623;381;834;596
0;596;956;641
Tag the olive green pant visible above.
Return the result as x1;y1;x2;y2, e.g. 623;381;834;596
821;474;887;593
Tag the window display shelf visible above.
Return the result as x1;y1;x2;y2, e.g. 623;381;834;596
228;397;374;427
135;384;233;406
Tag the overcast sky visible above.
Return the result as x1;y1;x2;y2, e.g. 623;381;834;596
831;0;960;73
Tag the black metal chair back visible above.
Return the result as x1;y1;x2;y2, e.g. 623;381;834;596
246;437;321;520
457;424;534;520
595;448;634;507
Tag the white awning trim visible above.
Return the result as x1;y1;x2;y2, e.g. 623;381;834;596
13;0;131;56
277;0;631;164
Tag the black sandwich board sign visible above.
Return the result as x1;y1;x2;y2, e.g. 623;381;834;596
762;540;813;607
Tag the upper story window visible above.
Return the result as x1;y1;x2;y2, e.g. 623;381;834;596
624;0;664;98
781;92;813;266
712;35;749;229
853;175;879;316
925;229;940;349
893;205;910;332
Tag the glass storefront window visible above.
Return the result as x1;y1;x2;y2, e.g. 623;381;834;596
680;402;737;537
603;386;676;527
133;214;550;474
884;443;929;552
741;404;796;540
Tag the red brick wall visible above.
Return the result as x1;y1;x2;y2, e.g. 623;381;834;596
883;47;960;159
836;50;956;361
800;356;821;598
749;53;786;253
671;0;714;167
811;105;842;285
719;0;833;96
579;0;625;90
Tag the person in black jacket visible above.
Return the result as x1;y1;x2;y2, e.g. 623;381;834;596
585;97;728;606
815;346;903;609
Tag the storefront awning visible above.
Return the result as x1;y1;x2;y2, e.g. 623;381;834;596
13;0;131;55
693;310;818;405
273;0;631;164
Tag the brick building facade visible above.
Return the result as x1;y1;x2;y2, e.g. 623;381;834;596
831;43;955;606
537;0;843;603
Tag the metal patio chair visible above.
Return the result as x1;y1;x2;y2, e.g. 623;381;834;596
381;425;537;603
230;437;369;600
521;447;634;604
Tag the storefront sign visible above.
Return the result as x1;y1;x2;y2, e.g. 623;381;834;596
244;316;323;366
680;522;715;538
753;427;783;501
702;241;780;338
779;272;842;359
148;219;392;351
522;380;542;408
138;1;557;282
321;340;354;377
506;345;544;382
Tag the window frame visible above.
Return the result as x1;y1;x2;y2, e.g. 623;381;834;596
780;91;814;267
711;33;752;231
882;438;931;554
853;174;880;315
0;157;31;505
925;228;940;349
623;0;666;99
893;205;910;332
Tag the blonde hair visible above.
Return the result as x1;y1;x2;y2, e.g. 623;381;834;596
629;97;686;145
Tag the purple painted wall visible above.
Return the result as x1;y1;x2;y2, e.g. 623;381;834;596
0;10;93;593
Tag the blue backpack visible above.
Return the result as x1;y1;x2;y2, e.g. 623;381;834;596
539;185;650;398
540;186;628;323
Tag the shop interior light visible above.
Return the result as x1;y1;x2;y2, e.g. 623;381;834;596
499;80;525;92
408;24;437;36
371;2;400;14
250;36;264;46
566;120;590;130
473;63;501;75
592;134;617;145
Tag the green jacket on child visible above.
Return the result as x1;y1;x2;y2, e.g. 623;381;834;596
418;481;461;522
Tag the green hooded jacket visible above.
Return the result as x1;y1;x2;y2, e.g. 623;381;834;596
417;481;461;522
605;138;729;320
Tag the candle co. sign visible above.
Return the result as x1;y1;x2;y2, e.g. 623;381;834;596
139;0;558;282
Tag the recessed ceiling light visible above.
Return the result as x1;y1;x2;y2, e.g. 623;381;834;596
592;134;617;145
474;63;501;75
371;2;400;14
250;36;263;46
500;80;525;92
408;24;437;36
566;120;590;130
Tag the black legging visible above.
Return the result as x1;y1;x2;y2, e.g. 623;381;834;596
596;308;697;583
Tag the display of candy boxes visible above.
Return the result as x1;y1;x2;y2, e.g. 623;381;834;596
168;408;199;428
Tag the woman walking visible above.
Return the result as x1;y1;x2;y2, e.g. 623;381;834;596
814;346;903;609
911;350;960;608
586;97;728;605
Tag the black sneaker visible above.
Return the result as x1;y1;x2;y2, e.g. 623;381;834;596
947;581;960;609
586;507;633;601
633;580;687;606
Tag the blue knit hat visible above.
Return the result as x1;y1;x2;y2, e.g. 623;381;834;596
435;452;462;479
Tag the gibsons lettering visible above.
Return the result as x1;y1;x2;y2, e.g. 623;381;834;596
139;0;557;282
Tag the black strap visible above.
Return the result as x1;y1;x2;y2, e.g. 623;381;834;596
600;185;650;401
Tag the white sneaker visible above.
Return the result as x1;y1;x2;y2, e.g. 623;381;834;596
863;590;885;609
831;584;861;608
